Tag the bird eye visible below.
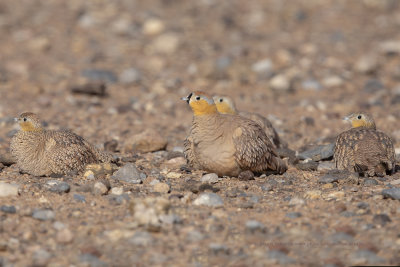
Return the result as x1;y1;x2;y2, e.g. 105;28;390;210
219;98;223;102
23;118;27;122
357;115;362;119
195;96;200;100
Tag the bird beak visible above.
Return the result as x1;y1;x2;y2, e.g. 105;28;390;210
181;97;189;102
343;116;350;122
181;92;192;103
14;117;18;122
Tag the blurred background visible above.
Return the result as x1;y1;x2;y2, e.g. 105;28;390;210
0;0;399;152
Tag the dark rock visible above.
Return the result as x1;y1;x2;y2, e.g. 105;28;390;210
340;211;356;217
350;250;384;265
245;220;267;234
285;212;302;218
0;152;16;166
238;170;254;181
382;188;400;200
357;202;369;209
112;163;143;184
296;161;319;171
363;179;378;186
32;209;55;221
73;194;86;203
0;205;16;214
70;82;107;96
319;169;358;184
298;143;335;161
330;232;354;243
268;250;295;264
80;253;107;267
129;231;154;246
81;69;118;83
372;214;391;226
363;79;384;93
108;194;130;205
209;243;230;256
46;180;70;194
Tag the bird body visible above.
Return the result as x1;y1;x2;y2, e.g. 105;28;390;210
10;112;112;176
213;95;283;148
334;112;395;177
183;92;287;177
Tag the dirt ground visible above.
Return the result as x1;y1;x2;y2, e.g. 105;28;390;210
0;0;400;266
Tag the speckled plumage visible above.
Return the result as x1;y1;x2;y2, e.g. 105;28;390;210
334;112;395;177
213;95;283;148
183;92;287;177
10;112;112;176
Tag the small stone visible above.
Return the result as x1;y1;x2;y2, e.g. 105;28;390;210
268;250;295;264
186;230;204;242
319;169;358;184
166;172;182;179
209;243;230;256
108;194;130;205
245;220;266;234
363;179;378;186
322;183;334;189
0;182;19;197
330;232;354;243
322;76;343;88
326;191;345;200
104;139;118;152
56;228;73;244
270;74;290;91
0;152;16;166
238;170;255;181
93;182;108;196
382;188;400;200
162;157;186;169
32;209;55;221
81;69;118;83
379;40;400;55
125;129;167;153
129;231;154;246
143;18;165;35
112;163;143;184
159;214;182;225
151;33;180;54
355;55;379;74
304;190;322;200
349;250;385;265
201;173;219;183
129;197;170;231
298;143;335;161
110;187;124;195
85;163;116;177
296;161;319;171
373;214;392;226
363;79;384;93
0;205;16;214
33;249;51;266
80;253;107;267
193;193;224;207
288;197;305;206
357;202;369;209
252;58;273;76
119;68;142;84
301;79;322;91
153;182;170;193
70;82;107;96
73;194;86;203
84;170;95;180
45;180;70;194
317;161;335;171
285;212;302;218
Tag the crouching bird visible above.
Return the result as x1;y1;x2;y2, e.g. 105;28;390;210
334;112;395;177
182;91;287;177
10;112;112;176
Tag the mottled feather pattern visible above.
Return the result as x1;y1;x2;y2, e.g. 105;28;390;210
334;127;395;176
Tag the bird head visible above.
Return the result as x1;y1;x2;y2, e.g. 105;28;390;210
213;95;237;115
181;91;218;116
16;112;43;132
344;112;376;130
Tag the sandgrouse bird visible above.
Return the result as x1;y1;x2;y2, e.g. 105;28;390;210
10;112;112;176
334;112;395;177
183;91;287;177
213;95;284;149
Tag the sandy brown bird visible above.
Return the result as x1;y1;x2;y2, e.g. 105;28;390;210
10;112;112;176
213;95;284;149
334;112;395;177
183;91;287;177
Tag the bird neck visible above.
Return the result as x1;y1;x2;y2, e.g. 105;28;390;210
216;103;237;115
20;122;43;132
351;121;376;130
192;105;218;116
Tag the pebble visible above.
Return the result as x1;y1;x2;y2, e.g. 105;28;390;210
382;188;400;200
193;193;224;207
186;230;204;242
296;161;318;171
125;129;167;153
270;74;290;91
153;182;170;193
330;232;354;242
81;69;118;83
209;243;230;255
162;157;186;169
317;161;335;171
301;79;322;91
112;163;143;184
45;180;70;194
142;18;165;35
70;82;107;96
285;212;302;218
33;249;52;266
130;197;170;231
357;202;369;210
0;182;19;197
119;68;142;84
129;231;154;246
322;76;343;88
252;58;274;76
108;194;130;205
288;197;305;206
0;205;16;214
110;187;124;195
245;220;266;234
304;190;321;200
354;55;379;74
363;79;384;93
268;250;295;264
201;173;219;184
73;194;86;203
349;250;384;265
319;169;358;184
151;33;180;54
93;182;108;196
379;40;400;55
298;143;335;161
159;214;182;225
32;209;55;221
372;214;391;226
80;253;107;267
166;172;182;179
56;228;73;243
363;179;378;186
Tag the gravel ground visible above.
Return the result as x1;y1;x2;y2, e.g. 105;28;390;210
0;0;400;266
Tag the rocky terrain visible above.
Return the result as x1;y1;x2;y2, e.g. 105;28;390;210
0;0;400;266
